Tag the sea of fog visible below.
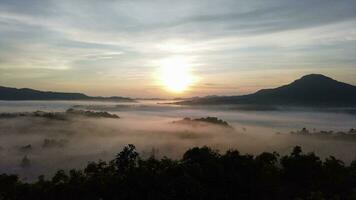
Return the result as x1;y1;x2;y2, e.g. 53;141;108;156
0;100;356;181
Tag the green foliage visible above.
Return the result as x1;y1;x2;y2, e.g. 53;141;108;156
1;145;356;199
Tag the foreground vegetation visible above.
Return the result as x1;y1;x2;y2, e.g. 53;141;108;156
2;145;356;200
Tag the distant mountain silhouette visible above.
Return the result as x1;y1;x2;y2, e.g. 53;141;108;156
179;74;356;106
0;86;133;101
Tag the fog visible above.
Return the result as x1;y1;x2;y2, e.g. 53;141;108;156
0;100;356;181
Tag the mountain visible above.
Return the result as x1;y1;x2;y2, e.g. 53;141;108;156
178;74;356;107
0;86;133;101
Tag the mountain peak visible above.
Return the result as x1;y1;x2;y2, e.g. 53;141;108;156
296;74;334;83
251;74;356;105
284;74;355;91
300;74;331;80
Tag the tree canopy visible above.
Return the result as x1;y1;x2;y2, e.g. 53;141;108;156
1;145;356;200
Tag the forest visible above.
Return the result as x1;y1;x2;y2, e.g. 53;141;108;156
1;145;356;200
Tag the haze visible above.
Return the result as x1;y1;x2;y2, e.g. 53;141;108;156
1;101;356;181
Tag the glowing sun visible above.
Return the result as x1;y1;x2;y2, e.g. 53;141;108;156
157;57;195;93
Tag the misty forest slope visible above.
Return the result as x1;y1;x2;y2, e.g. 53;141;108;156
0;86;132;101
179;74;356;106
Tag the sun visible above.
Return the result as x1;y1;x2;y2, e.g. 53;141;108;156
157;57;195;93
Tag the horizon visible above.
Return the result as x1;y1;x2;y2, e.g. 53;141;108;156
1;0;356;98
0;73;354;99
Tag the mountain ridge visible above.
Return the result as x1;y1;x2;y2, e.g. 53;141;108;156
0;85;133;101
178;74;356;106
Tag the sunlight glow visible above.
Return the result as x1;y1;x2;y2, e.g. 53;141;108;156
158;57;195;93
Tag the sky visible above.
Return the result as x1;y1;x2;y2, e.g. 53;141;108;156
0;0;356;98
